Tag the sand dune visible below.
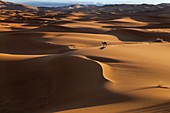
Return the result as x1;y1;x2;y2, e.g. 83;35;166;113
1;2;170;113
0;32;71;54
0;54;132;113
1;43;170;113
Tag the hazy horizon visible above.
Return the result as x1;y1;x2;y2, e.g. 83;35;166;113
3;0;170;4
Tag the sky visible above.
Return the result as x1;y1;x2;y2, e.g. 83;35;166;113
3;0;170;4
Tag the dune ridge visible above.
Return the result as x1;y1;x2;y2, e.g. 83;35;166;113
0;54;133;113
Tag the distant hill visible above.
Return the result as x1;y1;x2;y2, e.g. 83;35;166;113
0;0;170;17
37;3;170;16
22;2;73;7
21;1;103;7
0;0;38;11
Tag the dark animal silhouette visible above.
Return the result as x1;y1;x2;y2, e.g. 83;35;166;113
99;42;107;50
102;42;107;47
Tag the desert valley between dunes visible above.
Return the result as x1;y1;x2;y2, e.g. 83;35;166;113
1;1;170;113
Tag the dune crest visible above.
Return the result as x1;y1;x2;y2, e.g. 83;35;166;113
0;54;132;113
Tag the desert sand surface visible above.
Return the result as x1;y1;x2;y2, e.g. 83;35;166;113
1;1;170;113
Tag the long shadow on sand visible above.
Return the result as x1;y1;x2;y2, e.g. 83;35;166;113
106;28;170;42
0;32;71;55
31;24;106;34
0;55;133;113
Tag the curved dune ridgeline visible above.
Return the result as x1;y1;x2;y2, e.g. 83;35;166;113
0;54;132;113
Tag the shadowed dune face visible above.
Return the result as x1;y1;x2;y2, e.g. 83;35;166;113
0;32;70;54
31;24;107;34
107;29;156;41
0;55;132;113
107;28;170;42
